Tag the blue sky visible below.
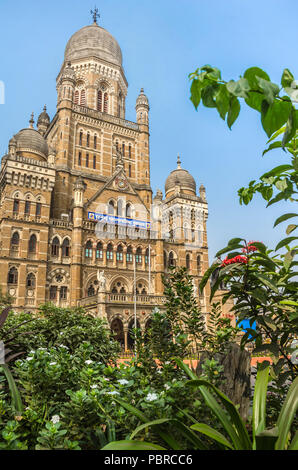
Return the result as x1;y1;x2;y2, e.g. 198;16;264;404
0;0;297;262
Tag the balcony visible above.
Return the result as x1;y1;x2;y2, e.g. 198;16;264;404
78;293;166;308
73;104;139;132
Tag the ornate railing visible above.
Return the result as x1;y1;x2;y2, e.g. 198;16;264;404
78;293;166;308
73;104;139;131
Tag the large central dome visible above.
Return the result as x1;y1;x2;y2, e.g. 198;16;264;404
64;24;123;67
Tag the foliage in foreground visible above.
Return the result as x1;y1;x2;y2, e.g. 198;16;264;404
102;359;298;451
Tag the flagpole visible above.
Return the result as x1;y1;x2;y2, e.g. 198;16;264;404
148;244;151;294
133;253;137;357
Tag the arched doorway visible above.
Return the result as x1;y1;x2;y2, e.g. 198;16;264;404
110;318;124;349
127;318;141;350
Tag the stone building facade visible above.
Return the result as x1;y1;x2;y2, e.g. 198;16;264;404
0;17;232;350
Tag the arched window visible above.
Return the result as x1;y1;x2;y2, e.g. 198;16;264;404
117;199;123;217
25;200;31;215
62;239;70;257
145;247;150;265
115;140;119;152
126;246;133;263
96;242;103;260
8;267;18;285
80;89;86;106
110;318;124;346
13;198;19;214
78;152;82;166
28;234;37;254
60;286;67;300
122;142;125;156
85;240;93;258
11;232;20;250
88;284;95;297
164;251;167;269
129;164;132;177
126;203;132;218
86;153;89;167
50;285;57;300
94;135;97;149
36;202;41;217
116;245;123;262
79;131;83;146
128;144;132;158
86;133;90;148
74;90;79;104
108;200;115;215
26;273;36;288
168;251;176;268
197;255;201;273
51;237;59;256
103;92;108;113
97;90;102;112
186;254;190;270
136;247;142;264
107;243;113;261
93;155;96;169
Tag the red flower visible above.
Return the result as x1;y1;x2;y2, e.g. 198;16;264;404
221;255;248;267
242;240;260;253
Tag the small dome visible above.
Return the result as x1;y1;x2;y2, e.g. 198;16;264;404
64;24;122;67
37;105;50;126
14;128;48;158
165;156;196;196
136;88;149;108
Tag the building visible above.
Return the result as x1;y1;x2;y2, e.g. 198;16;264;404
0;13;232;350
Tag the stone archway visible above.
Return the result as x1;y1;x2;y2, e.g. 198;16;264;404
110;318;125;349
127;318;141;350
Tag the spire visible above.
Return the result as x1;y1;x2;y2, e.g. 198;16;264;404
29;112;34;128
90;6;100;24
177;154;181;169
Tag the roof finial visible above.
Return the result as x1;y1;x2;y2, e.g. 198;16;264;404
29;112;35;128
177;154;181;169
90;6;100;24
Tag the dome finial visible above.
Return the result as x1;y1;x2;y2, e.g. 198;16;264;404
90;6;100;24
177;154;181;169
29;112;34;128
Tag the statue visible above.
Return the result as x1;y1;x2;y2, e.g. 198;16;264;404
192;278;198;298
97;270;106;291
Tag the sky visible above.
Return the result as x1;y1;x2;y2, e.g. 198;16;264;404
0;0;297;262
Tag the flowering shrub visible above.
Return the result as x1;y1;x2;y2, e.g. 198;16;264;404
221;255;248;266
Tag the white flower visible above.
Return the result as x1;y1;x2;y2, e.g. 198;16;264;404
38;348;47;351
51;415;60;424
59;345;68;349
118;379;129;385
146;392;158;402
107;391;120;396
156;369;162;374
91;385;98;389
26;357;34;361
29;350;35;354
85;360;93;365
164;384;170;390
165;361;170;365
103;378;110;381
49;362;57;366
172;379;176;383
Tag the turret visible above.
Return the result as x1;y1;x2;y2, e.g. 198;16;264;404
37;105;50;136
136;88;149;125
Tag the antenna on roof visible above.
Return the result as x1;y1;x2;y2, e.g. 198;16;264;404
90;6;100;24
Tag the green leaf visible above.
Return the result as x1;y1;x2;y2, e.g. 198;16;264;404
282;107;297;147
252;364;270;446
261;99;292;138
275;237;298;251
255;427;279;450
0;364;23;416
244;67;270;111
190;422;233;449
190;79;201;109
274;213;297;228
289;431;298;450
131;418;207;450
201;84;219;108
227;78;250;99
227;96;240;129
101;440;166;451
253;273;279;294
199;263;220;292
114;398;181;450
286;224;297;235
262;141;283;156
275;376;298;450
186;378;252;450
256;77;280;105
281;69;294;89
215;85;230;120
